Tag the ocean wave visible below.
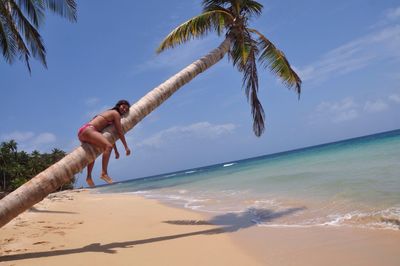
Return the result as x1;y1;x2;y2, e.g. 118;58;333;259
330;207;400;230
164;173;177;178
255;207;400;230
223;163;236;167
185;170;197;174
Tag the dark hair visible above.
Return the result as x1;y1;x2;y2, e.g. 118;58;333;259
111;99;130;115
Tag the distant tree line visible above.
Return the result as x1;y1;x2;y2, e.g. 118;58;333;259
0;140;75;197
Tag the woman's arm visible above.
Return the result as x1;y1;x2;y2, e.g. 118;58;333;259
112;111;131;156
113;143;120;159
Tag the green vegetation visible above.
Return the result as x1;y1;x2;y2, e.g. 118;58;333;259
0;140;75;197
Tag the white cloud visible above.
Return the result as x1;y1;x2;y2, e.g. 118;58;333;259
364;99;389;113
310;94;397;125
370;6;400;29
316;97;358;113
31;133;57;146
315;97;359;123
137;122;237;149
298;21;400;85
385;6;400;21
389;94;400;103
1;131;57;152
333;109;359;123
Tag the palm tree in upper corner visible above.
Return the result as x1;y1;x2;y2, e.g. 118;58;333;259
157;0;301;136
0;0;77;72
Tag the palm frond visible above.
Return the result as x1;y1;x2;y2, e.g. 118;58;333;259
241;41;258;97
9;0;46;67
250;88;265;136
249;28;302;95
239;0;263;17
202;3;233;34
229;35;249;70
15;0;45;27
0;0;75;72
228;28;256;73
202;0;232;9
0;19;17;63
157;10;232;53
228;27;265;136
241;44;265;136
0;1;32;71
45;0;77;22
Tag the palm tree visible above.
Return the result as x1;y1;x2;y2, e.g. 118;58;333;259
157;0;301;136
0;0;301;227
0;0;77;72
3;140;17;153
0;140;17;191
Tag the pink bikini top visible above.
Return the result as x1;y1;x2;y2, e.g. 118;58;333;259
94;114;113;125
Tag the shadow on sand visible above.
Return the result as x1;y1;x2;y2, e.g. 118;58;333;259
28;207;78;215
1;207;305;262
164;207;306;232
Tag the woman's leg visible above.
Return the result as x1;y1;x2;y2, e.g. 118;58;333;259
100;145;113;183
86;161;95;187
79;128;114;184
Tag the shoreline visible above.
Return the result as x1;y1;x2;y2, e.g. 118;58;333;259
1;189;399;265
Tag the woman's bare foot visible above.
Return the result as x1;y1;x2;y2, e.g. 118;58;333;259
100;174;113;184
86;177;95;187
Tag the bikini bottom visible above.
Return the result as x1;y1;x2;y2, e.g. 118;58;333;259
77;124;98;137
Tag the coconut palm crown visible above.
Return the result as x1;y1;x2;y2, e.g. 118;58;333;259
0;0;77;72
157;0;301;136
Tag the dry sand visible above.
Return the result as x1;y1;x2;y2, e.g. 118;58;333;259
0;190;260;266
1;190;399;266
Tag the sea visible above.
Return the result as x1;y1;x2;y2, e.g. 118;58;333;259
97;129;400;230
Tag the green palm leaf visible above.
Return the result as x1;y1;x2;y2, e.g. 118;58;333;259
228;27;265;136
202;0;232;9
45;0;77;21
0;0;76;72
238;0;263;17
0;1;32;70
8;0;46;67
15;0;45;27
157;10;232;53
250;28;302;95
0;19;16;63
242;45;265;136
229;34;249;69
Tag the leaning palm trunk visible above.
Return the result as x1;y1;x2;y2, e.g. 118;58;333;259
0;37;231;228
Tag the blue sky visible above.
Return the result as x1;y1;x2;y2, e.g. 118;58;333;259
1;0;399;187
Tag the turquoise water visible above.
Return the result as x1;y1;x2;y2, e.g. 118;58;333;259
97;129;400;230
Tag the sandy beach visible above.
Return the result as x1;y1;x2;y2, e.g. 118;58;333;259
1;190;399;266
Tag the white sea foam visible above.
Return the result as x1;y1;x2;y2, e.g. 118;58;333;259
123;188;400;231
254;207;400;230
223;163;236;167
128;191;150;195
185;170;197;174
